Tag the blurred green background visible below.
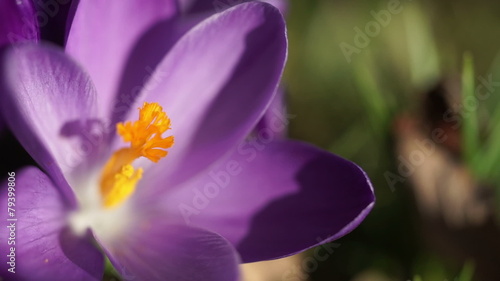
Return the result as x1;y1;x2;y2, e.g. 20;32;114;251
282;0;500;280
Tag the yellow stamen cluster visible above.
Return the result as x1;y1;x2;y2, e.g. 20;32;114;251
100;102;174;208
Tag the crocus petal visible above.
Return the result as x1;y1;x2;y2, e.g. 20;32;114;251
0;44;101;203
0;0;39;46
181;0;287;15
263;0;288;13
0;0;38;134
99;223;240;281
35;0;74;45
0;167;104;280
66;0;178;116
110;16;194;125
166;140;375;262
129;2;287;188
254;87;289;139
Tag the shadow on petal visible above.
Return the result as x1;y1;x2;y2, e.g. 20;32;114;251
172;9;287;186
60;118;109;172
237;155;374;262
59;227;105;280
111;18;182;125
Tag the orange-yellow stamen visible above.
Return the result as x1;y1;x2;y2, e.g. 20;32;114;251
100;102;174;208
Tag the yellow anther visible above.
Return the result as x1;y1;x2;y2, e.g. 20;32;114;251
99;102;173;208
117;102;174;162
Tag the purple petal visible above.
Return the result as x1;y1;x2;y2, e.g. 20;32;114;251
128;2;287;189
99;223;240;281
263;0;288;13
110;15;192;125
0;0;39;46
66;0;178;116
254;87;289;139
0;43;102;203
165;140;375;262
0;167;104;280
34;0;73;45
181;0;288;15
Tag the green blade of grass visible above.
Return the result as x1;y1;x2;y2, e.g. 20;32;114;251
475;119;500;180
474;52;500;180
352;56;392;137
461;53;480;172
457;261;475;281
329;122;371;159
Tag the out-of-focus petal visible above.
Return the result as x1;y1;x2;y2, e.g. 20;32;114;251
0;0;39;46
34;0;73;45
180;0;287;15
0;44;101;203
0;0;39;135
0;167;104;281
166;140;374;262
254;87;289;139
100;223;240;281
66;0;178;116
128;2;287;189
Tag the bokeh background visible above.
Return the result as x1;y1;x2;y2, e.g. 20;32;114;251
256;0;500;280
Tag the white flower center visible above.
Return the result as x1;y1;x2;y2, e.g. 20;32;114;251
68;170;133;243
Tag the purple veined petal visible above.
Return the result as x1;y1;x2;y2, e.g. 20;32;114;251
65;0;178;117
125;1;287;190
98;223;240;281
0;0;39;46
0;167;104;281
180;0;288;15
254;87;289;139
164;140;375;262
0;43;103;204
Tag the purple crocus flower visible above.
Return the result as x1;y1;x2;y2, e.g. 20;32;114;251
0;2;374;281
